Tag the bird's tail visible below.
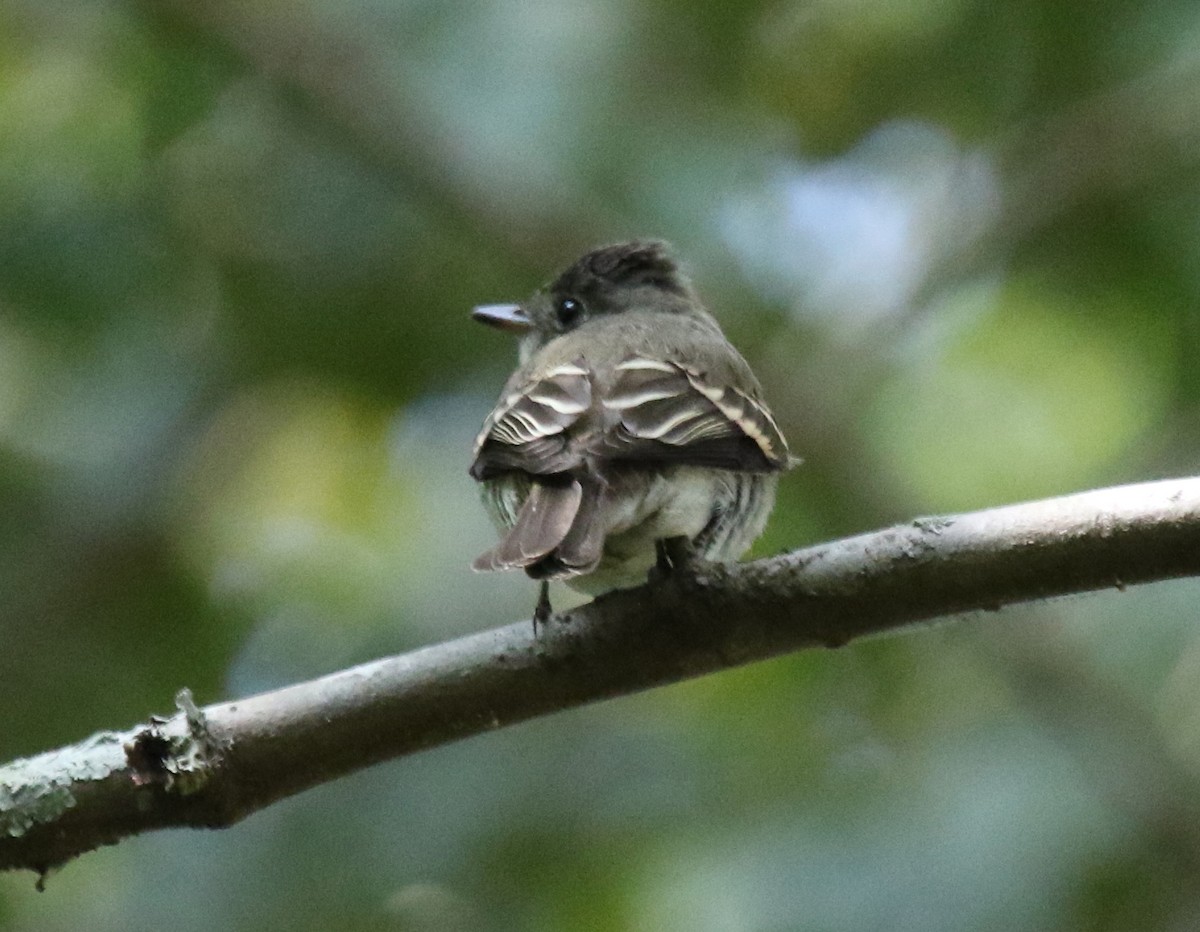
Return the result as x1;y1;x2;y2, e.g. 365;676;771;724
472;478;606;579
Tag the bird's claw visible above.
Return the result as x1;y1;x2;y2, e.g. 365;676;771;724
650;536;695;585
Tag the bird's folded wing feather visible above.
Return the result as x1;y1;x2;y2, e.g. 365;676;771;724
597;357;790;472
470;361;591;479
471;355;789;479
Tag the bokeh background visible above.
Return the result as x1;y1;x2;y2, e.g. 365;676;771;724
3;0;1200;929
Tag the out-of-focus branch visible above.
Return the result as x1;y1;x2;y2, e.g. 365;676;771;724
996;53;1200;245
137;0;617;263
3;475;1200;880
139;0;1200;278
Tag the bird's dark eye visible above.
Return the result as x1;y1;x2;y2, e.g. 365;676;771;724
555;297;584;328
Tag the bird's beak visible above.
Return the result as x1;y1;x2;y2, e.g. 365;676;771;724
472;303;531;333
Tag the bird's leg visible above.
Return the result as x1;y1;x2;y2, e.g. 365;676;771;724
532;580;552;635
652;536;695;582
654;538;672;575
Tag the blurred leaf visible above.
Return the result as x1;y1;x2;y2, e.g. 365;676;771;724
865;276;1175;509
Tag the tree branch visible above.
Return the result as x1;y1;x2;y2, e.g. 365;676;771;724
4;475;1200;879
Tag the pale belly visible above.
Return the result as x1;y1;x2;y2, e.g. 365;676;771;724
482;466;776;595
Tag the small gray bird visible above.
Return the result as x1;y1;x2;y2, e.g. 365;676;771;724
470;240;791;626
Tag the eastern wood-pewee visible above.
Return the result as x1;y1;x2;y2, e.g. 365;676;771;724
470;240;791;626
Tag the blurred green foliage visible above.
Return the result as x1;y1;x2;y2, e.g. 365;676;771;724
2;0;1200;928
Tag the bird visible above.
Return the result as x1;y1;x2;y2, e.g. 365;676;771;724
469;240;791;629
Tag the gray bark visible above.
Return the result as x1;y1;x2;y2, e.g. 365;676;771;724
3;475;1200;880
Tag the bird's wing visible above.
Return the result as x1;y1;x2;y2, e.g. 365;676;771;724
470;360;592;480
596;357;790;472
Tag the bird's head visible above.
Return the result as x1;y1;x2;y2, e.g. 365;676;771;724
472;240;705;361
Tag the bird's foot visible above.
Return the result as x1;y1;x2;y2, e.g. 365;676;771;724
650;536;696;585
532;580;552;636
